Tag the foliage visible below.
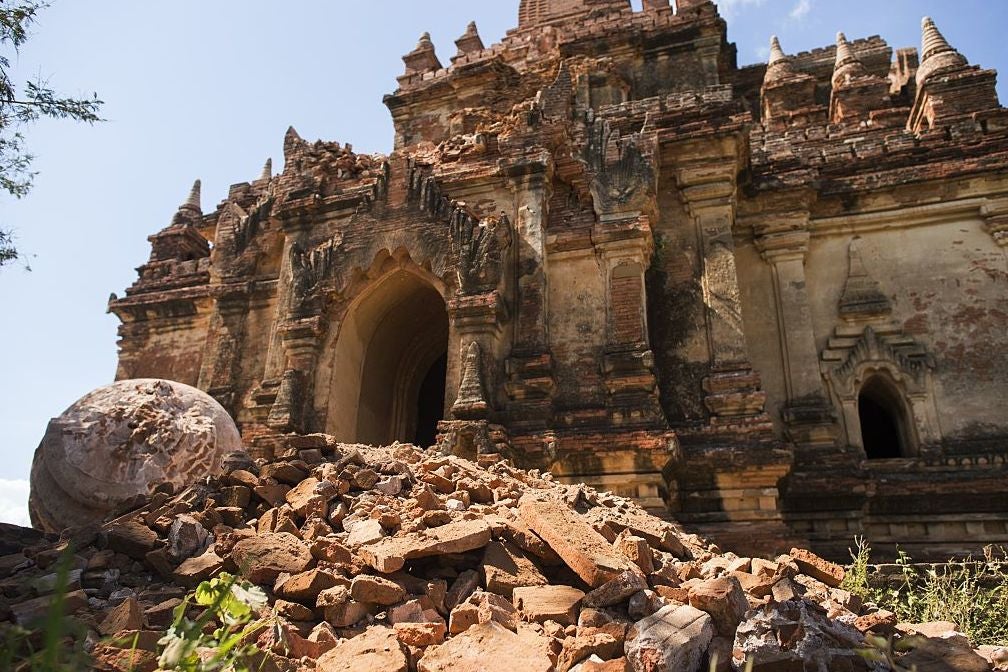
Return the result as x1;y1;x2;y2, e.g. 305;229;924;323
0;1;103;267
156;572;268;672
842;538;1008;647
839;535;872;599
857;633;925;671
0;549;90;672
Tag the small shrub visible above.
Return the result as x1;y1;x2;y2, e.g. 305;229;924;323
156;572;268;672
840;535;871;599
843;539;1008;647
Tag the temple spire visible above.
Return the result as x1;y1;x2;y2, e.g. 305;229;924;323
768;36;787;67
832;32;867;88
764;35;798;83
518;0;631;30
169;179;202;228
184;179;201;211
402;31;443;75
260;158;272;181
917;16;968;86
454;21;484;58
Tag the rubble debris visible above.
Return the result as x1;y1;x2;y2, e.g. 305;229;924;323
2;437;1002;672
732;599;865;671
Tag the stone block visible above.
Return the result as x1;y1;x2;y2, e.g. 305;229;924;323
513;585;586;626
99;596;144;636
583;570;648;608
482;539;548;597
625;604;714;672
687;576;748;637
317;626;408;672
351;574;407;606
360;519;491;573
418;621;552;672
519;497;639;588
231;532;313;585
789;548;845;588
275;568;346;604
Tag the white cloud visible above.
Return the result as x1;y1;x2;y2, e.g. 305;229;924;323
789;0;812;21
0;479;31;527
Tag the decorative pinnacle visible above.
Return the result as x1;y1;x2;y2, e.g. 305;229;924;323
454;20;485;57
835;32;855;67
917;16;968;85
260;158;272;181
183;179;201;211
170;179;202;227
768;36;787;66
764;35;805;86
832;31;866;87
404;30;443;73
921;17;952;60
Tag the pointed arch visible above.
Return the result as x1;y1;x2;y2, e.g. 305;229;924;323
822;326;942;456
857;373;914;459
319;253;451;446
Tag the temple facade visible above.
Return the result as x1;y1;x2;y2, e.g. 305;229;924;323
110;0;1008;560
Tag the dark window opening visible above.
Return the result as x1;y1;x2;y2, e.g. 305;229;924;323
858;378;906;459
414;352;447;448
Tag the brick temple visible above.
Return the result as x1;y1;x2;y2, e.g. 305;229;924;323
109;0;1008;560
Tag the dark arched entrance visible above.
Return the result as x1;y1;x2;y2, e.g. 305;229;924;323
327;268;449;446
414;352;448;447
858;376;908;459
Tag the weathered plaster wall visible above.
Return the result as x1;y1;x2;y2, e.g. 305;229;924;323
806;216;1008;448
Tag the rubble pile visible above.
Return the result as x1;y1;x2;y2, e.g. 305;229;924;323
2;437;1005;671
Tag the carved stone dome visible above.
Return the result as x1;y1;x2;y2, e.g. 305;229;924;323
29;379;244;532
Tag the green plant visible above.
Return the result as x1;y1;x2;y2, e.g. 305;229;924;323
156;572;269;672
857;633;925;671
843;539;1008;647
0;548;90;671
840;535;871;600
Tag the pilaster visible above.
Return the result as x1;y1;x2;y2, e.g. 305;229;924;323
753;212;837;450
596;230;664;427
502;160;557;429
674;144;768;424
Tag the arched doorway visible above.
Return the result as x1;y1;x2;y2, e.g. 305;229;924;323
857;375;911;459
326;268;449;446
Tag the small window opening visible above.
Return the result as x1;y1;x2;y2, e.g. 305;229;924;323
858;376;907;459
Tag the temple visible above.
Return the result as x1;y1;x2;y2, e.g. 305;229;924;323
109;0;1008;560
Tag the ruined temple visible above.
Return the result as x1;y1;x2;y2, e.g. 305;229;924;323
109;0;1008;560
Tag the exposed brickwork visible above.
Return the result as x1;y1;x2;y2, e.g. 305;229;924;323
610;272;644;345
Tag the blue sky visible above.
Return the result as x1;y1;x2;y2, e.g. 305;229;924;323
0;0;1005;525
